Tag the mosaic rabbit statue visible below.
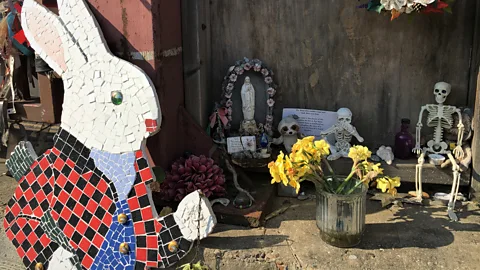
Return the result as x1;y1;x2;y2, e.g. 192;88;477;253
3;0;216;269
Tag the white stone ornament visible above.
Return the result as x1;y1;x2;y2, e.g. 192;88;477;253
413;82;464;220
320;108;364;161
173;190;217;241
272;115;302;153
376;146;394;165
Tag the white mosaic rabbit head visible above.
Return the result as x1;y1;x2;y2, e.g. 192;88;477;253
21;0;161;153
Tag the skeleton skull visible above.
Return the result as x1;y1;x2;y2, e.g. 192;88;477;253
434;82;451;104
337;108;352;124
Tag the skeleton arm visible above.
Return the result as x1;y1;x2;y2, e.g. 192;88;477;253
453;109;465;159
341;123;364;142
413;106;427;153
320;125;338;138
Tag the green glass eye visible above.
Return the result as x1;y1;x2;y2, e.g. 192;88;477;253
111;91;123;105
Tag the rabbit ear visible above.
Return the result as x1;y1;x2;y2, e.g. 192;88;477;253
21;0;85;75
57;0;110;55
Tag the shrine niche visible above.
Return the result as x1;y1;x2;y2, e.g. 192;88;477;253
207;58;279;169
220;58;277;137
3;1;216;269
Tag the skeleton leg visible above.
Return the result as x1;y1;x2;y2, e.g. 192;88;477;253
446;152;461;218
327;143;342;160
327;151;343;161
415;152;425;201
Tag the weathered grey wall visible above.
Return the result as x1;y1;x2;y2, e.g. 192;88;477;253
208;0;477;148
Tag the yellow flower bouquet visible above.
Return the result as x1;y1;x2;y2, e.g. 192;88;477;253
268;136;401;195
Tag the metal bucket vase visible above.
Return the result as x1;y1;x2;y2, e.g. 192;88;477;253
316;184;367;248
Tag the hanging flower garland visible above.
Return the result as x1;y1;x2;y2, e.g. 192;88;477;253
358;0;455;21
220;57;277;135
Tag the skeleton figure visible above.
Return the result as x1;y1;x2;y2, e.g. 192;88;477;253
320;108;364;160
413;82;464;221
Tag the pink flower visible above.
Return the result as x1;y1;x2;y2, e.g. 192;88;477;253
267;98;275;107
261;68;269;76
227;83;234;91
265;77;273;84
254;64;261;72
267;87;276;97
244;63;252;70
229;74;238;82
226;99;233;107
225;93;232;99
235;67;244;75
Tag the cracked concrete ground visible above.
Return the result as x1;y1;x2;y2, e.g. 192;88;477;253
1;159;480;270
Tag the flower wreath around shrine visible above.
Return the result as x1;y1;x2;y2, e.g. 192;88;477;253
358;0;456;21
221;57;277;135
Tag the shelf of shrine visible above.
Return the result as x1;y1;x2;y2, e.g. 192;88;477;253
328;158;471;187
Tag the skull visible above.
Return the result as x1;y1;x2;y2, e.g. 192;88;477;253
434;82;451;104
337;108;352;125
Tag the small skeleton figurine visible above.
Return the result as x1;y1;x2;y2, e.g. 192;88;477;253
320;108;364;160
272;115;302;153
413;82;464;221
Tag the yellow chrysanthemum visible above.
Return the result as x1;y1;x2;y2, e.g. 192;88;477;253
348;145;372;162
360;161;384;180
289;179;301;194
284;155;295;177
314;139;330;156
388;176;401;188
376;177;390;193
275;152;289;186
268;161;281;184
376;176;401;195
387;176;401;196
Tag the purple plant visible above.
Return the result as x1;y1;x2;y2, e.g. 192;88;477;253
160;155;227;202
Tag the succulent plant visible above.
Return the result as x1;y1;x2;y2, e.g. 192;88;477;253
160;155;226;202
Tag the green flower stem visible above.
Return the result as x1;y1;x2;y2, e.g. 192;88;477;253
322;158;336;182
334;166;358;194
346;180;365;195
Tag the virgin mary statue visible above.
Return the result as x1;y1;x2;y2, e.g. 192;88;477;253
240;76;257;135
241;76;255;120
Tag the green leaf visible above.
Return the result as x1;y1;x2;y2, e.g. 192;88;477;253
152;166;166;183
177;263;191;270
367;1;384;13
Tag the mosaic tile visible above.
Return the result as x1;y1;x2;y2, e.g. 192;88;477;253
4;0;217;269
6;141;38;181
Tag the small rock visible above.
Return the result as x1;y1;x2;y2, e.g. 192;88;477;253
348;255;358;260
